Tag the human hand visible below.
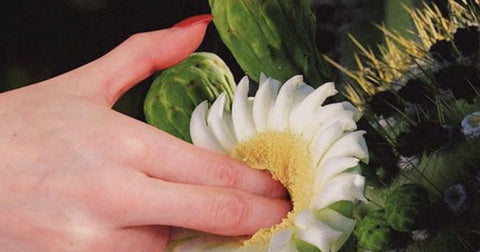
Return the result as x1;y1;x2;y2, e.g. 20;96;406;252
0;14;291;251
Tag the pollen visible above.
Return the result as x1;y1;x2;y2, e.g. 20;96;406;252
230;131;314;247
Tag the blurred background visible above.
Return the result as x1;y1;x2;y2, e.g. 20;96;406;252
1;0;434;119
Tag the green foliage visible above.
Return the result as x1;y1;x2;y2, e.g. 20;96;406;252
328;201;354;218
209;0;331;86
293;237;321;252
385;183;430;232
356;210;393;252
143;52;235;142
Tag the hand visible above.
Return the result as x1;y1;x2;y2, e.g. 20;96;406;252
0;14;291;252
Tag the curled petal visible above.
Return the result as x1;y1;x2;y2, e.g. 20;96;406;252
232;77;257;142
310;111;357;166
207;93;237;151
322;131;369;163
314;157;360;192
295;210;343;252
267;230;298;252
291;84;315;111
312;172;367;209
259;72;268;84
258;73;282;87
268;75;304;131
253;78;279;133
302;103;346;141
190;101;225;153
290;82;337;134
316;209;357;252
341;101;362;122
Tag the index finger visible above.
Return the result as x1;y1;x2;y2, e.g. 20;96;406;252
48;14;212;107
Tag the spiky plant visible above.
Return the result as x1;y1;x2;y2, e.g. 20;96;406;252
144;52;236;142
328;0;480;250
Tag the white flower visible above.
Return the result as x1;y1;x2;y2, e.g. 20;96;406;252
461;111;480;139
168;75;369;252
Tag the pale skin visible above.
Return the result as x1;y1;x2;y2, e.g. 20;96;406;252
0;15;291;251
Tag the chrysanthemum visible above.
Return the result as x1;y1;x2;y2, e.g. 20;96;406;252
168;75;369;252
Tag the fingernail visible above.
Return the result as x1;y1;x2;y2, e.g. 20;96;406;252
173;14;213;28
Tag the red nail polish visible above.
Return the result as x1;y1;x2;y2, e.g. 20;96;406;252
173;14;213;28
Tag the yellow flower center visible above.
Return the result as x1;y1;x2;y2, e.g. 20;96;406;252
230;131;314;248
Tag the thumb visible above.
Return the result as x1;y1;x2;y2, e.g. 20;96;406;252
50;14;212;106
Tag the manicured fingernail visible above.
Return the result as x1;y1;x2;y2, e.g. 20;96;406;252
173;14;213;28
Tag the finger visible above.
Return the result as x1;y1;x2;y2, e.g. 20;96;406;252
111;114;288;199
123;178;292;236
49;14;212;107
109;226;169;252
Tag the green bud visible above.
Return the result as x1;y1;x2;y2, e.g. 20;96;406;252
385;183;430;232
143;52;235;142
209;0;331;86
357;210;393;252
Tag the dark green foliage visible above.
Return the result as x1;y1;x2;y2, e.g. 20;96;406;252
396;121;451;156
398;79;433;105
454;26;480;57
385;184;430;232
433;65;480;103
429;39;456;62
368;91;403;117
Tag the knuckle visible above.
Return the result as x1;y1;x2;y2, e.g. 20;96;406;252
125;32;150;46
117;135;148;160
211;193;249;230
211;162;241;188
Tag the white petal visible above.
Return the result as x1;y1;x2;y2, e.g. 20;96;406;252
232;76;256;142
268;75;304;131
259;72;268;84
295;210;343;252
290;82;337;134
270;77;282;88
291;83;315;109
253;78;279;133
317;208;356;235
190;101;225;153
301;103;346;141
311;172;366;209
341;101;362;122
316;209;357;252
310;111;357;166
322;131;369;163
207;93;237;152
267;229;298;252
314;157;360;192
